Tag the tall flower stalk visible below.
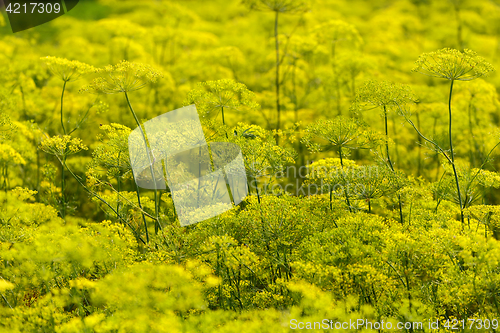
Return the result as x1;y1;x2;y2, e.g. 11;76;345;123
185;79;259;137
302;116;378;211
81;61;163;242
41;56;95;219
243;0;309;138
355;80;414;224
40;134;148;244
313;20;362;115
412;48;494;224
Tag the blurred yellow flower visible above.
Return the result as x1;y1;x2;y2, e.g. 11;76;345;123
80;61;163;94
41;56;95;82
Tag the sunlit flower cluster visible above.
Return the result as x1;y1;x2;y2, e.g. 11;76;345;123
41;56;95;82
80;61;163;94
39;135;88;157
412;48;494;81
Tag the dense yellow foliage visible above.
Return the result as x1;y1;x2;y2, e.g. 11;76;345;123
1;0;500;332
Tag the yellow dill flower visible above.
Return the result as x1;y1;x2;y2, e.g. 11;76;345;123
70;277;97;289
0;113;16;141
355;80;415;109
412;48;494;81
0;279;14;292
243;0;310;13
41;56;95;82
185;79;260;123
39;135;88;157
0;143;26;165
314;20;363;49
80;60;163;94
10;187;38;201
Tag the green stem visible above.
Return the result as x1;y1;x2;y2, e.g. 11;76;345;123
329;181;333;210
197;145;202;209
61;81;67;135
132;173;149;244
60;158;146;244
448;80;464;224
338;146;352;212
60;81;67;218
274;10;281;140
384;106;394;171
384;105;403;224
222;106;228;139
253;174;261;204
1;292;12;309
124;92;161;237
61;155;66;219
397;193;403;225
117;151;121;217
68;98;97;135
416;113;422;177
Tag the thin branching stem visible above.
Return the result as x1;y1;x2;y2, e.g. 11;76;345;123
124;92;161;237
60;81;67;136
58;157;146;245
338;146;352;212
384;105;404;225
274;10;281;140
447;80;465;224
132;173;149;243
60;81;68;219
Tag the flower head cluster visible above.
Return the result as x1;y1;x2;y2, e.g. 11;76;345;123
185;79;260;120
0;143;26;166
313;20;363;49
96;18;147;39
0;113;16;141
412;48;494;81
0;279;14;292
230;124;295;177
355;80;415;111
80;61;163;94
242;0;310;13
41;56;95;82
39;135;88;157
302;116;378;154
90;123;132;178
91;100;110;115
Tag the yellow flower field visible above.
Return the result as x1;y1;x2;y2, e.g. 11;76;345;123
1;0;500;331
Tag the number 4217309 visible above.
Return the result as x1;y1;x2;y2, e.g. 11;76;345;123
6;2;62;14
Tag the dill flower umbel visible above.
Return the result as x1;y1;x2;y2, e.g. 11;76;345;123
313;20;363;50
0;143;26;165
242;0;309;13
80;61;163;94
412;48;494;81
355;80;415;110
41;56;95;82
39;135;88;158
302;116;375;153
185;79;260;125
410;48;495;225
